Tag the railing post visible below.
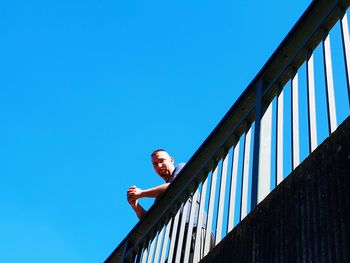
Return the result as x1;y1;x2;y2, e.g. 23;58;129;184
183;189;200;263
291;68;300;169
227;141;240;232
174;201;190;263
258;94;273;201
159;218;173;263
322;29;338;134
135;245;143;263
167;209;181;263
306;51;318;153
153;226;165;263
204;166;219;255
146;233;157;262
276;86;284;185
251;79;264;210
339;9;350;107
193;176;209;263
215;151;229;244
140;246;148;263
241;125;252;220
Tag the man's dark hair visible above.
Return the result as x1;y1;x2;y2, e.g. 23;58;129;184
151;149;167;158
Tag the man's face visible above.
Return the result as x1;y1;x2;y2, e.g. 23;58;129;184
152;151;175;181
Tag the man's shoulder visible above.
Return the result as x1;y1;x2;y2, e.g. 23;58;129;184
167;163;186;183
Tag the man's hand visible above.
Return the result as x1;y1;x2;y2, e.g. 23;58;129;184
127;194;138;208
126;186;147;219
127;185;143;201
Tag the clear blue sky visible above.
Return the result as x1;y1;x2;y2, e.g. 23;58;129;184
0;1;312;262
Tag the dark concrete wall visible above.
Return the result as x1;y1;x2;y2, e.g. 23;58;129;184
201;116;350;263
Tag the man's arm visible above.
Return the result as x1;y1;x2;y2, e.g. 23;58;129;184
128;183;170;199
127;196;147;219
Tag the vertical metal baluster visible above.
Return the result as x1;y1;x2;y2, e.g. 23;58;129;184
251;80;264;209
276;89;284;185
193;176;209;263
135;246;143;263
131;250;137;263
183;189;200;263
227;141;240;232
174;200;190;263
215;153;229;244
291;71;300;169
323;33;338;133
159;218;173;263
340;11;350;106
141;243;149;263
203;166;219;255
258;101;273;202
307;53;318;152
167;209;181;263
146;235;157;263
153;225;166;263
241;126;252;220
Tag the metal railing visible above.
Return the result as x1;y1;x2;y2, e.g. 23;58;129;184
105;0;350;262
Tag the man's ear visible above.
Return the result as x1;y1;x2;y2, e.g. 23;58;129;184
170;157;174;164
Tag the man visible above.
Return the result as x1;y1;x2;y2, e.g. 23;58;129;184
126;149;213;262
127;149;185;218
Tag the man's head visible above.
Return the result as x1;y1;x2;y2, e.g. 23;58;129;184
151;149;175;181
